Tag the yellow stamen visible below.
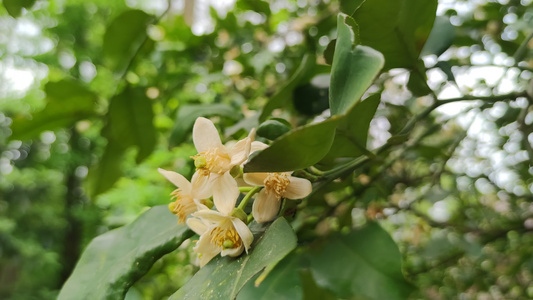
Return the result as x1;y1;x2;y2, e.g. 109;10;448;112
209;226;242;249
264;173;290;198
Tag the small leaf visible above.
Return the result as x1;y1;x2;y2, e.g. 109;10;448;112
259;54;316;122
421;16;456;57
58;206;193;300
86;141;126;197
106;87;156;162
256;119;292;140
169;103;241;147
244;117;340;173
2;0;35;17
435;61;456;83
308;222;415;300
103;10;153;73
10;80;97;141
329;14;384;116
170;217;297;300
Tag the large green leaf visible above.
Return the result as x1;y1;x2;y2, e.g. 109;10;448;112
421;16;456;57
86;141;126;197
329;14;384;116
308;222;415;300
352;0;438;69
2;0;35;17
10;80;98;140
169;103;241;147
244;117;339;172
103;10;153;73
170;217;297;300
58;206;193;300
323;93;381;161
106;87;156;162
259;54;316;122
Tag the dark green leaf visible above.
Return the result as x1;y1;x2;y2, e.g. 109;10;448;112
300;270;336;300
244;117;340;172
435;61;456;82
329;14;384;116
58;206;193;300
352;0;438;69
309;222;415;300
256;119;292;140
421;16;456;57
170;217;297;300
10;80;97;140
293;83;329;115
259;54;316;122
237;254;302;300
339;0;365;16
86;141;126;197
106;87;156;162
169;103;241;147
2;0;35;17
103;10;153;73
407;69;432;97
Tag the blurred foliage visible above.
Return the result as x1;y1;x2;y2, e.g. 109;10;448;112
0;0;532;299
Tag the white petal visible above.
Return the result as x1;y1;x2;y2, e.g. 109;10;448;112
186;217;208;235
194;233;220;267
250;141;268;153
221;244;244;257
243;173;268;186
252;189;281;223
229;137;252;166
192;209;227;223
283;176;312;199
231;218;254;252
158;168;191;195
212;172;239;215
193;117;223;153
191;171;213;199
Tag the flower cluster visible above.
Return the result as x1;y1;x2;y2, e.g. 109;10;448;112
159;117;312;266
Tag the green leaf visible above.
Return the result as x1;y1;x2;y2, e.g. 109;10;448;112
58;206;193;300
2;0;35;17
103;10;153;73
10;80;97;140
256;119;292;140
407;60;432;97
86;141;126;197
339;0;365;16
421;16;456;57
170;217;297;300
308;222;415;300
169;103;241;147
259;54;316;122
323;93;380;161
329;14;384;116
244;117;340;172
300;270;336;300
237;254;302;300
106;87;156;162
352;0;438;69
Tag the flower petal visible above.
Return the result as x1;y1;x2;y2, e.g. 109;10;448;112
283;176;312;199
231;218;254;252
252;189;281;223
191;171;213;199
229;137;252;166
250;141;268;153
192;209;227;223
157;168;191;195
221;244;244;257
243;172;268;186
186;217;208;235
212;172;239;215
193;117;223;153
194;233;221;267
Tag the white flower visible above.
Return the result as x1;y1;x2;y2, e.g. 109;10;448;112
158;168;208;223
190;117;254;215
186;210;253;267
243;172;312;223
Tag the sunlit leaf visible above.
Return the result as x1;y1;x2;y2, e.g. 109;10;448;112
170;218;297;300
244;117;340;172
2;0;35;17
10;80;97;141
169;103;241;147
103;10;153;73
58;206;193;300
308;222;415;300
329;14;384;116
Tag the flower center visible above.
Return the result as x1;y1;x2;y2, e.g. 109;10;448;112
209;226;242;250
192;148;231;175
168;189;197;223
264;173;290;198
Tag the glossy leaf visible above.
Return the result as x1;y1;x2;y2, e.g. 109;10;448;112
329;14;384;116
106;87;156;162
103;10;153;73
352;0;438;69
2;0;35;17
309;222;415;300
244;117;340;172
58;206;193;300
421;16;456;57
259;54;316;122
10;80;97;141
256;119;292;140
169;103;240;147
170;217;297;300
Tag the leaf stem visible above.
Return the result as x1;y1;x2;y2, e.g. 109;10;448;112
238;186;262;210
238;187;254;193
